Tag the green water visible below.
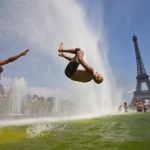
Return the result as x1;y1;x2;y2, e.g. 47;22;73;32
0;113;150;150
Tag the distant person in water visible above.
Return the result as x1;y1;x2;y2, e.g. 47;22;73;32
118;105;122;112
0;49;29;79
58;42;103;84
123;102;128;112
137;102;143;112
143;101;147;112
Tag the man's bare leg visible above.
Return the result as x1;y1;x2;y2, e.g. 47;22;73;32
58;44;85;66
58;42;75;61
59;53;73;61
58;42;78;54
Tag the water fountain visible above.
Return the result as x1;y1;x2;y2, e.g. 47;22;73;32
11;78;27;114
0;0;122;125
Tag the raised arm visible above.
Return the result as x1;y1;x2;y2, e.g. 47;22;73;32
0;49;29;66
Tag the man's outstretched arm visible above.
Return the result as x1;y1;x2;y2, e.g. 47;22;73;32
0;49;29;66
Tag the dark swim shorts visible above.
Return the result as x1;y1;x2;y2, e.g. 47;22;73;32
65;61;79;78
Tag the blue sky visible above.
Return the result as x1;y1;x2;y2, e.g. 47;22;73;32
103;0;150;100
79;0;150;101
0;0;150;102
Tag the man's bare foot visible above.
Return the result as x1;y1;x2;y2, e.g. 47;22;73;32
58;42;63;53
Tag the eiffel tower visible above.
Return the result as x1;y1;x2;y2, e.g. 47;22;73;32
131;34;150;104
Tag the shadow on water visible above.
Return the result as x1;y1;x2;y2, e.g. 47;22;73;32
0;113;150;150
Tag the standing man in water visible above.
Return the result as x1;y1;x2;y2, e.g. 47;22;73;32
0;49;29;79
58;42;103;84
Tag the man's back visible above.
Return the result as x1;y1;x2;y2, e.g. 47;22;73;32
70;70;93;82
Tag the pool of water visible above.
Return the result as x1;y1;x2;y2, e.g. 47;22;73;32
0;113;150;150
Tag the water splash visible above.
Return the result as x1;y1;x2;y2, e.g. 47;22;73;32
26;122;70;138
